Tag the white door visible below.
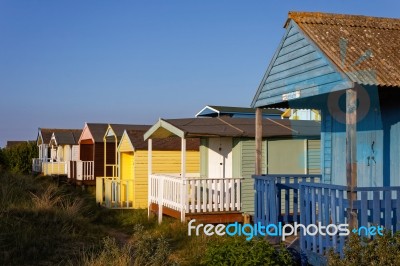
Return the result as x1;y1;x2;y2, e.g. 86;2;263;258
51;147;57;162
72;145;80;161
208;137;232;178
57;146;64;162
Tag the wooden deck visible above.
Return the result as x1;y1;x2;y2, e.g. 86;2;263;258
149;203;243;223
149;174;243;223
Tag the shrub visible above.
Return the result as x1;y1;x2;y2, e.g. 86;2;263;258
328;232;400;266
1;142;38;174
202;237;293;266
0;172;104;265
0;148;5;171
130;224;172;266
79;237;132;266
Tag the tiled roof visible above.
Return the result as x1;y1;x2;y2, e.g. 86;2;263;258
85;123;109;142
287;12;400;87
108;124;151;141
39;128;81;144
126;130;199;151
52;129;82;145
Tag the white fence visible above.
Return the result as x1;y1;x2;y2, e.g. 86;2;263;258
150;174;242;222
76;161;94;181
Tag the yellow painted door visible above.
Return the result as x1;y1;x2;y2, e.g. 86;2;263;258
120;152;134;203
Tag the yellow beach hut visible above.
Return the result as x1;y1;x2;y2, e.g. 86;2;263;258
97;129;200;209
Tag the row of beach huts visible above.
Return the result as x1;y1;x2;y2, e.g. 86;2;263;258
32;105;321;224
31;11;400;264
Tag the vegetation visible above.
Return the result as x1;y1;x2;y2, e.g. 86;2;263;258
202;237;293;266
0;142;38;174
0;170;295;265
328;232;400;266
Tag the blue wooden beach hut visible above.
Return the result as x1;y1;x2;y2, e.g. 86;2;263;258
251;11;400;263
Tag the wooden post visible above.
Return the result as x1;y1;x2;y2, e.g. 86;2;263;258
346;87;358;229
148;139;153;220
181;138;187;222
255;108;263;175
104;136;107;179
115;134;118;178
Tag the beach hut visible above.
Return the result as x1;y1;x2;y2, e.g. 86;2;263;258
96;129;200;209
33;128;80;174
43;129;81;176
144;117;320;223
251;11;400;261
69;123;109;185
195;105;283;118
102;124;150;179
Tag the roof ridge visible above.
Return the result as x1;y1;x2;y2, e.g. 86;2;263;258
288;11;400;30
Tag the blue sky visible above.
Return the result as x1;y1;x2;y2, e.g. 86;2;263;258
0;0;399;147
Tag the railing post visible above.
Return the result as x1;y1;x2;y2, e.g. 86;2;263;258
148;139;152;219
158;175;163;224
96;177;103;204
181;138;186;222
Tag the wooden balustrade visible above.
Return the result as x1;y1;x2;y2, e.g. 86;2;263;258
150;174;242;221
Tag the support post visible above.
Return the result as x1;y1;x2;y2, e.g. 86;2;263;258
148;139;153;220
104;136;107;179
115;134;118;179
346;87;358;229
181;138;187;222
255;108;263;175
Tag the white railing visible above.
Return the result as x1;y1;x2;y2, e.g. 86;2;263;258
150;174;242;221
76;161;94;181
96;177;134;208
32;158;42;173
42;161;67;175
150;174;185;212
186;178;242;213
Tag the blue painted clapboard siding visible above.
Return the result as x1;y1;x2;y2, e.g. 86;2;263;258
390;122;400;187
252;20;352;108
321;109;332;183
321;85;385;186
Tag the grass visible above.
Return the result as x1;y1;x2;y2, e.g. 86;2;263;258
0;170;295;265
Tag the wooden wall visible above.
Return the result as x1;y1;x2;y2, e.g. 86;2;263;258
94;142;116;178
321;85;385;186
252;20;352;108
134;150;200;209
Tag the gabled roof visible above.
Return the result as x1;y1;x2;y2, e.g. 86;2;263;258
105;124;151;142
252;11;400;108
122;129;199;151
196;105;283;117
38;128;81;145
144;117;320;140
287;12;400;87
51;129;82;145
81;123;109;143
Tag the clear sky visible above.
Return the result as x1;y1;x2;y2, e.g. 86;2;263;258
0;0;399;147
